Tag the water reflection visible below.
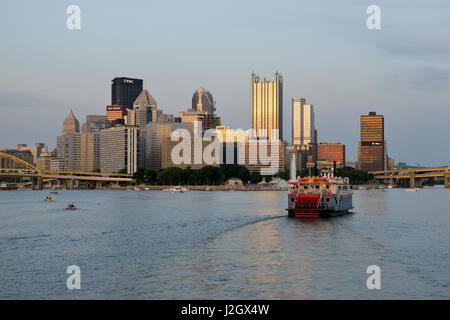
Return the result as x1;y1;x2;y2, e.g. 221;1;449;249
355;190;387;216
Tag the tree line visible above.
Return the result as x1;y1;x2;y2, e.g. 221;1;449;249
122;164;373;186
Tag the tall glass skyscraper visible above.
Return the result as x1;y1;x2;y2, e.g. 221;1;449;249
111;77;143;109
251;72;283;140
292;98;315;146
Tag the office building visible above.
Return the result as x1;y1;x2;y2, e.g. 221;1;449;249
57;133;81;171
358;112;386;172
17;143;48;166
292;98;315;146
251;72;283;140
62;110;80;136
106;105;128;123
80;132;100;172
100;126;139;174
192;88;216;116
36;149;57;171
0;149;34;169
146;122;185;171
284;145;304;173
81;115;110;133
317;142;346;167
111;77;143;109
179;108;220;132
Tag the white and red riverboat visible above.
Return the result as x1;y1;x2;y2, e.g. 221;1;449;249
287;172;353;218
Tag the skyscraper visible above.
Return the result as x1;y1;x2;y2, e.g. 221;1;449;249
358;112;386;172
146;122;185;171
100;126;139;174
57;133;81;171
80;132;100;172
128;89;156;169
292;98;315;146
179;88;220;132
111;77;143;109
251;72;283;140
192;88;215;115
62;110;80;136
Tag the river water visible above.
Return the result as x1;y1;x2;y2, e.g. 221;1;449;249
0;187;449;299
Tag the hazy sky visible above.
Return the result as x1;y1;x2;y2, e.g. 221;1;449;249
1;0;449;166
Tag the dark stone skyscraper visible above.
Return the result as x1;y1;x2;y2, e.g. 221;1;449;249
358;112;387;172
111;77;143;109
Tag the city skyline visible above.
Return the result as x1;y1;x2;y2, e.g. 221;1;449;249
1;1;449;166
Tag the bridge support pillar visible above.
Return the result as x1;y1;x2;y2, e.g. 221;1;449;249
32;177;42;190
445;169;450;188
389;177;394;187
409;172;416;188
96;181;102;189
66;180;74;190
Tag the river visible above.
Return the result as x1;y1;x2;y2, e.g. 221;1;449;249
0;187;448;299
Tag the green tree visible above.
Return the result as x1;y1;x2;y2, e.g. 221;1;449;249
264;175;273;183
200;166;223;185
133;169;145;185
249;171;263;184
156;167;183;185
236;166;250;183
143;168;157;185
279;170;290;181
297;167;319;178
336;166;373;185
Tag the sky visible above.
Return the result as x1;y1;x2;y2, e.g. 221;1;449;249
0;0;449;166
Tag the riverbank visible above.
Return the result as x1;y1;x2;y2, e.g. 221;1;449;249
108;184;288;191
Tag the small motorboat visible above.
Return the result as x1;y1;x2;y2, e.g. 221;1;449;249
45;197;54;202
66;202;76;210
405;188;418;192
50;191;58;194
164;186;187;193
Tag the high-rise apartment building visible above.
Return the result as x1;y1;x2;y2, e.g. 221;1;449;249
251;72;283;140
292;98;315;146
100;126;139;174
111;77;143;109
358;112;386;172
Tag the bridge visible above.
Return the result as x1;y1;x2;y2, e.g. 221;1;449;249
0;152;134;190
370;166;450;188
